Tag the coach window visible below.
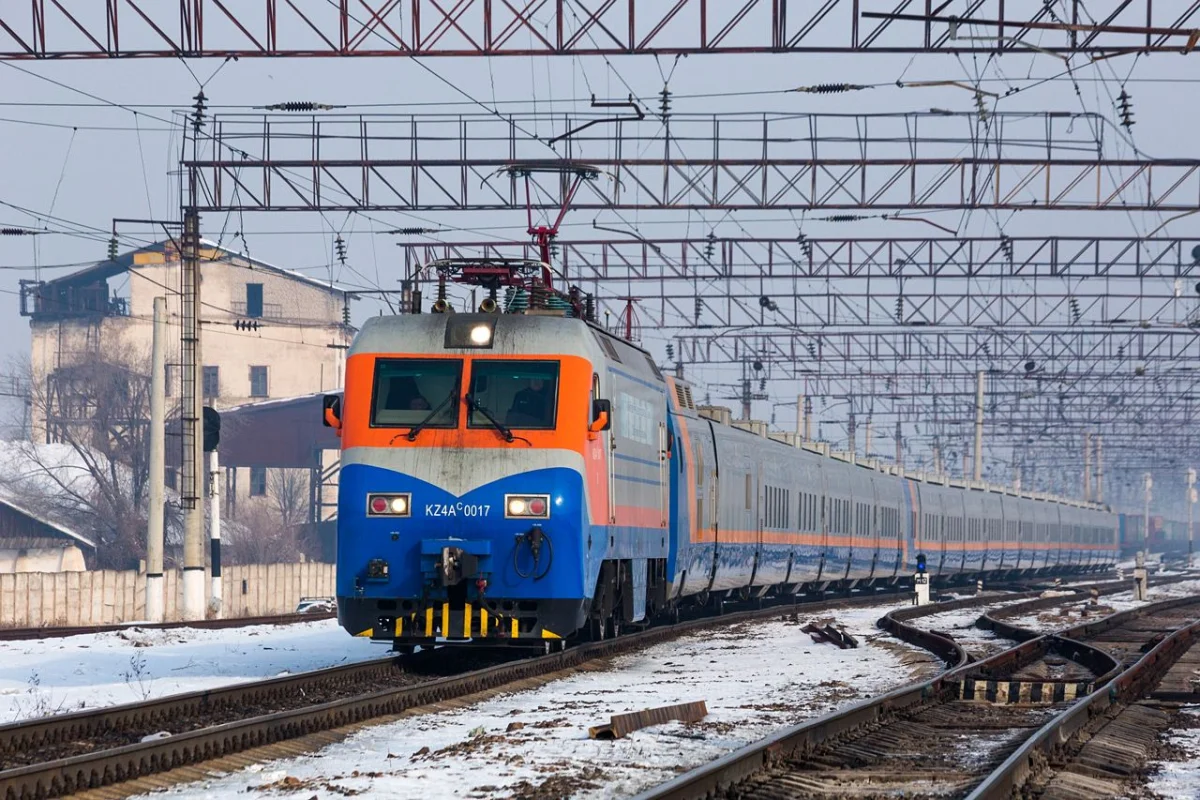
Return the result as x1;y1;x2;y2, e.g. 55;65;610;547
371;359;462;428
469;360;560;429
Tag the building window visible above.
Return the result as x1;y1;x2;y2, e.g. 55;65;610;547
250;366;268;398
202;366;220;398
249;467;267;497
246;283;264;318
164;468;177;490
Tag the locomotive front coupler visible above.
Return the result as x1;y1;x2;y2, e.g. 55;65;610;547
437;545;480;587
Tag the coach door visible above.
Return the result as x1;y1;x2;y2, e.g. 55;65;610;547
658;422;669;527
679;424;719;597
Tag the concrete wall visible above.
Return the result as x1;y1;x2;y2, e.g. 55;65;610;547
0;546;87;574
0;562;334;627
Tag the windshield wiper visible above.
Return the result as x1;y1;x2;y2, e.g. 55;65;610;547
405;389;457;442
464;393;515;443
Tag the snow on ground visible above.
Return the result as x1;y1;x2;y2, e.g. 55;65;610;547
906;601;1008;655
1000;579;1200;634
132;602;928;800
0;619;385;722
1139;708;1200;799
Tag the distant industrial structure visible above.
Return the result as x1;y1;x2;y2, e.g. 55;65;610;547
20;240;353;522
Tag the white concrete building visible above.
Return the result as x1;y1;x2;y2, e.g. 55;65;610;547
21;240;354;515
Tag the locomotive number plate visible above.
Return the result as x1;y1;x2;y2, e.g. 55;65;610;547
424;502;492;517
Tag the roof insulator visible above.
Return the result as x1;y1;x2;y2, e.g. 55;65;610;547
0;228;38;236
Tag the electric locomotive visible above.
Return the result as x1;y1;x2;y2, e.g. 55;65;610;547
325;287;662;647
327;267;1119;649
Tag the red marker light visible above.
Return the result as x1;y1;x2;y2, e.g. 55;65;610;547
529;498;547;516
370;496;388;514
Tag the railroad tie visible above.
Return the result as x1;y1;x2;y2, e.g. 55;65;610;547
959;678;1092;704
588;700;708;740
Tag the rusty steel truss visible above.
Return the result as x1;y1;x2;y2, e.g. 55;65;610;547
184;110;1200;212
4;1;1198;59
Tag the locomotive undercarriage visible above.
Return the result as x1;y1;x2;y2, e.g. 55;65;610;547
341;556;1112;651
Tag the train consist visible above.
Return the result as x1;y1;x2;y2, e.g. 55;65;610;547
1118;513;1192;557
325;303;1119;647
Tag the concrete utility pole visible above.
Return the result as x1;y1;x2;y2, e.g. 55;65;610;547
1095;436;1104;502
973;370;984;482
894;421;903;468
1142;472;1153;560
847;412;857;454
864;419;873;458
932;442;942;476
1083;431;1092;501
146;297;167;623
209;450;222;617
804;396;813;441
180;208;206;621
796;394;805;439
1188;468;1196;568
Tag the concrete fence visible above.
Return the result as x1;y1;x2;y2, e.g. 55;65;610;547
0;562;335;627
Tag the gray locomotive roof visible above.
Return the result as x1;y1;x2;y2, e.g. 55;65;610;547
350;312;595;357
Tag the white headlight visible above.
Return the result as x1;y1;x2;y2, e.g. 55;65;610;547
469;324;492;345
390;496;408;514
508;497;527;515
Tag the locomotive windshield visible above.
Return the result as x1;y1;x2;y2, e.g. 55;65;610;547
467;360;560;430
371;359;461;428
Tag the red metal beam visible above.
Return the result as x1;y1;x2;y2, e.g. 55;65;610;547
3;0;1199;59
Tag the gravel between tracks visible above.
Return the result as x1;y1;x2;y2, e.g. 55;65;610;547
1139;707;1200;799
1000;578;1200;635
127;601;930;800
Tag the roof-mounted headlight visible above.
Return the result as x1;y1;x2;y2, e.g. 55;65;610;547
445;317;496;349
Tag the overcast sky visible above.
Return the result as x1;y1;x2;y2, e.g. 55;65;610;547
2;10;1198;495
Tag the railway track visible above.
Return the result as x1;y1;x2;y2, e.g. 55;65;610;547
0;586;952;800
636;588;1200;800
0;610;336;641
0;575;1170;799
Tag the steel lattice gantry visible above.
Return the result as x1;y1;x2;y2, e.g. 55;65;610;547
672;328;1200;372
399;236;1200;281
398;236;1200;329
186;111;1200;212
4;1;1198;59
671;326;1200;461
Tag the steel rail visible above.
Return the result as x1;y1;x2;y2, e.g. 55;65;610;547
0;654;400;760
0;588;927;800
0;611;336;641
966;611;1200;799
0;575;1115;773
634;582;1200;800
